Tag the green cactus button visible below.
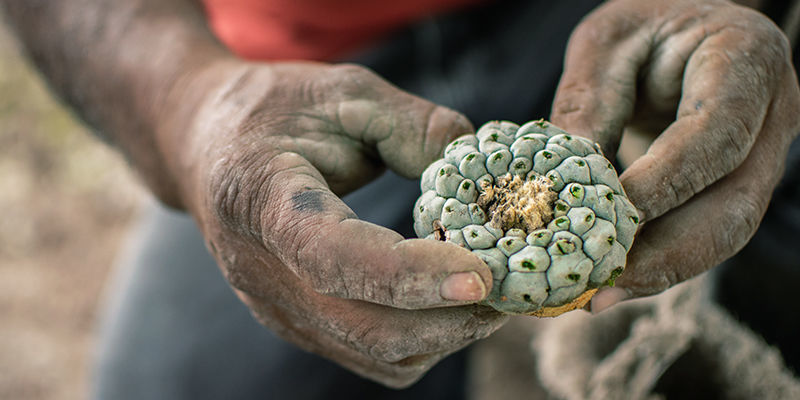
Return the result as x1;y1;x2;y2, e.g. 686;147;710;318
413;119;639;317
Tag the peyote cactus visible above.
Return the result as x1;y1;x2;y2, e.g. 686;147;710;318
413;119;639;316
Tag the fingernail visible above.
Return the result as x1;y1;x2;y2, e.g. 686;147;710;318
440;271;486;301
590;287;630;314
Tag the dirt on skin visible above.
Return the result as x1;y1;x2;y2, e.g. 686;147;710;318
0;22;146;400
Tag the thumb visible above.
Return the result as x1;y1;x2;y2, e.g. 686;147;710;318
254;152;493;309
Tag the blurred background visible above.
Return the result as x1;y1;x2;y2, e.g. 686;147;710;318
0;21;146;399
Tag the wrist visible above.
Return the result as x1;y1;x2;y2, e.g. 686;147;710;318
152;55;254;211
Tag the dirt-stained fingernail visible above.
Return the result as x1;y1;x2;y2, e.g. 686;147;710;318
440;271;486;301
590;287;630;314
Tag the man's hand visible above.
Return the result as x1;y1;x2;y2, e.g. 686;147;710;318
171;61;507;387
0;0;506;387
550;0;800;309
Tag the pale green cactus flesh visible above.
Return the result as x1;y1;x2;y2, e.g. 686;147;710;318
413;119;639;316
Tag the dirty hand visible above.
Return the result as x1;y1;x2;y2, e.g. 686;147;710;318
549;0;800;309
172;61;507;387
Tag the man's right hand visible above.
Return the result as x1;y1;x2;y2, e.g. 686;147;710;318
0;0;506;386
166;60;508;387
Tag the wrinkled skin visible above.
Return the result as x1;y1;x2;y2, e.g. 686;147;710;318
549;0;800;311
177;62;507;387
3;0;798;389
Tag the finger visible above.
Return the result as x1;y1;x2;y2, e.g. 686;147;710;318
549;8;651;155
589;286;630;314
613;88;797;297
235;286;452;388
620;27;782;222
235;152;495;309
306;301;504;368
331;64;474;178
235;269;507;387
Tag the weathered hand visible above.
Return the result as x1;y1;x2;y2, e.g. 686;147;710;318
550;0;800;308
172;61;507;387
1;0;506;388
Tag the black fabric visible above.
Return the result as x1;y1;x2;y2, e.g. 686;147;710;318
349;0;602;126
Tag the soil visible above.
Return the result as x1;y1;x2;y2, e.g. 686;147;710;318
0;24;145;399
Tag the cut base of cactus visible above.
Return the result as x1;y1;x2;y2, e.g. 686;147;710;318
527;288;597;317
413;119;638;316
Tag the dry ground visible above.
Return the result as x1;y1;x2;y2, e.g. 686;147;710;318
0;23;146;399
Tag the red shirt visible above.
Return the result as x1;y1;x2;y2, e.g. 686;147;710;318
202;0;485;61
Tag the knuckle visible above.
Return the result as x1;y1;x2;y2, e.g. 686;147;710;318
385;271;420;309
287;221;331;285
206;149;291;237
206;148;328;265
571;8;637;49
737;10;791;61
713;192;764;261
551;84;599;137
722;114;755;152
345;320;416;363
716;18;791;79
551;80;632;147
552;82;592;118
430;105;471;138
657;166;700;216
367;327;422;363
651;115;756;220
329;63;381;92
698;113;752;173
305;254;353;298
274;210;354;297
206;152;265;237
762;29;791;65
749;39;789;89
